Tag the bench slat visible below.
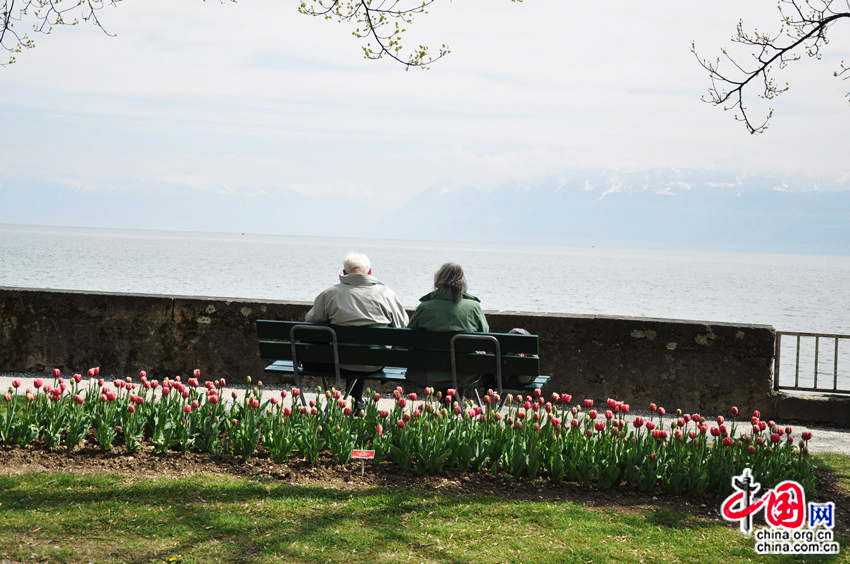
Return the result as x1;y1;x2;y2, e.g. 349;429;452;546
258;340;539;375
257;321;538;355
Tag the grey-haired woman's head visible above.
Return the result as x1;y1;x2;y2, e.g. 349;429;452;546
434;262;468;302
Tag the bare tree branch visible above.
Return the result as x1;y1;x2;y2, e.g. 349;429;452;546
693;0;850;134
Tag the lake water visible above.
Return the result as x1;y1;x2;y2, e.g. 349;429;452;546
2;223;849;334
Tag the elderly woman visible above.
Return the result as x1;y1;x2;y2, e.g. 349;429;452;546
406;262;489;390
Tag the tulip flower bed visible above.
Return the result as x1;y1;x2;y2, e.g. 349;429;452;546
1;368;816;498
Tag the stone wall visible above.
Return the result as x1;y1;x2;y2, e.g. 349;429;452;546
0;288;775;413
0;287;778;417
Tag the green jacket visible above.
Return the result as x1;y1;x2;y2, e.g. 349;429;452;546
408;289;489;333
407;289;489;388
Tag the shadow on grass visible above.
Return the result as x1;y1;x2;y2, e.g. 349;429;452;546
0;471;728;563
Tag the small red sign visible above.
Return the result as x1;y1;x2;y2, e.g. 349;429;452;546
352;449;375;459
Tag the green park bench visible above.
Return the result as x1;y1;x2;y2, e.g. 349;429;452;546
256;320;549;403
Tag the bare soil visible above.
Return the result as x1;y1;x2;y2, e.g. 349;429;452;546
2;438;848;539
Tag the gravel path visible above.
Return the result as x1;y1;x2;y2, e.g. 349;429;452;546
2;372;848;455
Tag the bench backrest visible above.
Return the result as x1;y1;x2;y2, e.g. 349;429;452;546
256;320;540;376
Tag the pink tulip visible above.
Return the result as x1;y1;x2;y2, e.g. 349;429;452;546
409;393;417;401
12;379;20;388
3;393;10;402
657;407;666;416
398;398;407;408
649;403;657;412
128;405;136;413
561;393;572;404
583;399;593;408
747;445;756;455
183;404;192;413
33;379;43;389
633;417;644;428
397;419;405;428
52;368;61;378
802;431;812;441
594;421;605;432
730;406;739;416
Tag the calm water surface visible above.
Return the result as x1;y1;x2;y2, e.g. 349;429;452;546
1;223;849;336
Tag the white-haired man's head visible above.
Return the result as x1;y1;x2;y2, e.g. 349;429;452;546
343;252;372;275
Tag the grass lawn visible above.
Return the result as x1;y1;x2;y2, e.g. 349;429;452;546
0;453;847;563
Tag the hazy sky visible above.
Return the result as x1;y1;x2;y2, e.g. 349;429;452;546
1;0;849;244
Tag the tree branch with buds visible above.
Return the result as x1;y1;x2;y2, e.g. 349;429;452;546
693;0;850;134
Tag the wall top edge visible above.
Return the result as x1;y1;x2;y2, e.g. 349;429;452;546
0;286;776;331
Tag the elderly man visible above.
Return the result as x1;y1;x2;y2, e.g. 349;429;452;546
305;252;408;413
